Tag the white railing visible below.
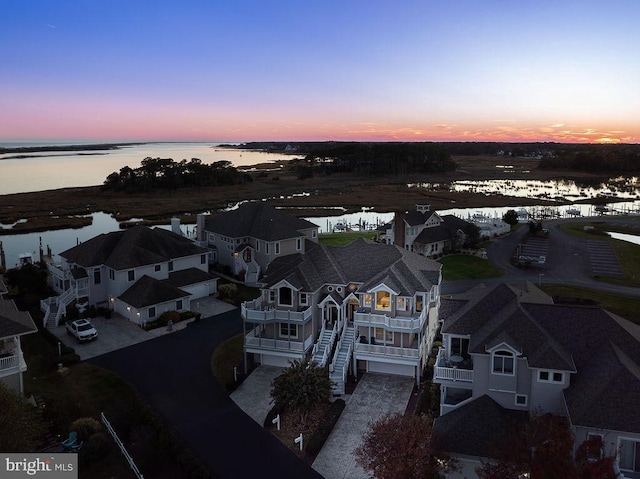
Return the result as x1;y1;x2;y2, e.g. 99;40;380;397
433;348;474;382
0;354;19;371
241;300;312;323
101;412;143;479
311;322;327;357
329;324;349;373
354;342;419;359
245;330;314;352
353;310;424;331
330;328;354;388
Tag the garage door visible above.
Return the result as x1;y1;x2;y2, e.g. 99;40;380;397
183;283;209;299
367;361;415;377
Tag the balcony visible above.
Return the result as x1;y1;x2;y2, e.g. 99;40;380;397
433;348;474;382
244;327;314;353
0;348;26;376
241;299;312;323
354;342;419;361
354;308;426;332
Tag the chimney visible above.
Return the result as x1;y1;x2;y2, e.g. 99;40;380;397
171;217;183;236
394;211;406;247
196;213;206;242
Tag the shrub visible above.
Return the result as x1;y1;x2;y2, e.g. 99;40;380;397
306;399;346;456
70;417;102;441
59;353;81;366
158;311;180;327
218;283;238;301
79;431;111;466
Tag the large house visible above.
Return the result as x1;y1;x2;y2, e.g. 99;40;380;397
432;282;640;478
0;277;37;395
241;238;442;394
386;204;474;257
42;226;218;327
196;202;319;284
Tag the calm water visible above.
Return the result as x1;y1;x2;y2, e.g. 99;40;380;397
0;142;294;195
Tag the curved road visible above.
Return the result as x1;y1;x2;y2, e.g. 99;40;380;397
89;310;323;479
443;215;640;298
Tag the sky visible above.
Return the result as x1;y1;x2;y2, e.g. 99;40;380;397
1;0;639;144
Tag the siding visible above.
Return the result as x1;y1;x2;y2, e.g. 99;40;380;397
530;374;568;415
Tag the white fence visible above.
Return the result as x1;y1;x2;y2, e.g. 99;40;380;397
101;412;144;479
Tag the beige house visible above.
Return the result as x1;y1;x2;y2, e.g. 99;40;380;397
197;202;319;283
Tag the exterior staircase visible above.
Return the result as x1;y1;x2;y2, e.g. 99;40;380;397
41;288;75;328
245;261;260;284
330;324;356;395
310;323;337;367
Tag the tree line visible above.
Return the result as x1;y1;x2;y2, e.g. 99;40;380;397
102;157;251;192
292;142;457;177
538;144;640;173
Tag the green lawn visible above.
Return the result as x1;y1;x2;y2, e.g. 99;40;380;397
559;222;640;287
539;284;640;325
318;231;379;246
211;333;244;391
438;254;504;281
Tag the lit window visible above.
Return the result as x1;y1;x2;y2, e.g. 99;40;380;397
363;294;372;307
397;297;407;311
376;291;391;311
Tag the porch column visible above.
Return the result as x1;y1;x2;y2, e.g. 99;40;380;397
243;316;248;375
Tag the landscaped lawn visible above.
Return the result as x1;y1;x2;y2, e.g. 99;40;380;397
318;231;379;246
539;284;640;325
438;254;504;280
211;333;244;391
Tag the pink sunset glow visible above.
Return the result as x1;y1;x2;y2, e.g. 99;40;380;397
1;1;638;145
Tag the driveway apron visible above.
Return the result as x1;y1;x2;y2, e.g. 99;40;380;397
312;373;415;479
89;310;322;479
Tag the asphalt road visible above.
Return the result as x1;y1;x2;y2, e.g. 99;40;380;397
89;310;323;479
443;216;640;298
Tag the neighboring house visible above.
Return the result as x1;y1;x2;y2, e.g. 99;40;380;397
386;204;474;257
42;226;218;327
432;282;640;478
0;278;37;395
469;214;510;239
196;202;319;283
241;238;442;394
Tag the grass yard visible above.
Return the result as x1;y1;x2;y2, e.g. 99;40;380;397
211;333;244;391
539;284;640;325
438;254;504;281
318;231;379;246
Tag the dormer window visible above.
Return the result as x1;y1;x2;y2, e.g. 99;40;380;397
279;286;293;306
492;350;514;375
376;291;391;311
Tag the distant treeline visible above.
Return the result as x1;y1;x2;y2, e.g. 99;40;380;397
538;144;640;173
239;141;640;174
102;157;251;192
289;142;457;176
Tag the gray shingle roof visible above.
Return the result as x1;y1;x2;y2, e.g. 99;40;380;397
0;299;38;338
404;209;438;227
444;283;576;370
413;215;472;245
164;268;218;288
203;202;317;242
433;395;528;458
261;238;441;295
523;303;640;433
60;226;208;270
118;275;190;309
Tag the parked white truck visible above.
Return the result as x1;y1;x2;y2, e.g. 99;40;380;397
66;319;98;342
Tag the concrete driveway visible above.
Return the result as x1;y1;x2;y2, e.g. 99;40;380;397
48;296;237;361
231;365;284;425
312;373;415;479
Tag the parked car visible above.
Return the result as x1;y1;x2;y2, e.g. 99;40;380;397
66;319;98;342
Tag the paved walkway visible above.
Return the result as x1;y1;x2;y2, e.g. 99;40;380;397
231;365;283;425
312;373;415;479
